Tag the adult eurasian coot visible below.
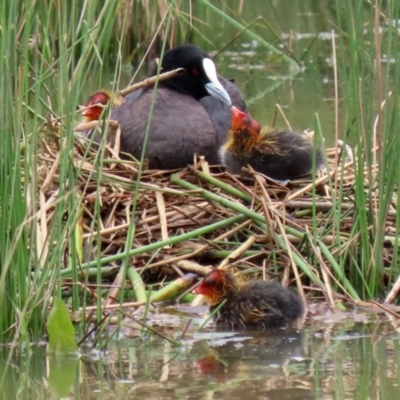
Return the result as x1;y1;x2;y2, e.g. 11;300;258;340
85;44;249;169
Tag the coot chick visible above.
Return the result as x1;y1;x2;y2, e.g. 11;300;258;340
194;269;304;329
220;107;323;180
81;91;110;122
105;44;248;169
81;90;125;123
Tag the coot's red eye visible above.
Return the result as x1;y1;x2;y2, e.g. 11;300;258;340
191;68;199;75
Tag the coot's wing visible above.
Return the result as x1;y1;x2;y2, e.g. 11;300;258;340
111;87;220;169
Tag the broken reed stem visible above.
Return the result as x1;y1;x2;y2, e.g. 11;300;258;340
119;68;184;97
384;272;400;305
176;260;212;276
127;266;147;302
218;236;256;269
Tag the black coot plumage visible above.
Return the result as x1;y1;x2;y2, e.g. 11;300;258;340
199;76;249;138
194;269;304;330
85;44;248;169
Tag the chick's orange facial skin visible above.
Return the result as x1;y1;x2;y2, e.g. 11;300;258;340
231;106;261;133
82;91;111;121
194;270;219;302
224;107;263;157
194;269;237;306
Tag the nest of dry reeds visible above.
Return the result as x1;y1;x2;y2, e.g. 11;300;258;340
37;124;360;285
34;71;400;309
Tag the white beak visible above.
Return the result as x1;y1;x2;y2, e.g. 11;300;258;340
203;58;232;106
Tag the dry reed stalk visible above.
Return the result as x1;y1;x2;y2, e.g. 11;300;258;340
119;68;184;97
217;236;256;269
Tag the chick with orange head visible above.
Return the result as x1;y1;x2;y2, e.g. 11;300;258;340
194;269;304;330
220;107;323;180
81;91;124;122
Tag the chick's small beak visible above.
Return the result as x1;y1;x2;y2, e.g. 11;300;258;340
231;106;247;129
231;106;261;133
203;58;232;106
193;284;203;295
82;91;111;120
81;107;92;118
82;105;103;120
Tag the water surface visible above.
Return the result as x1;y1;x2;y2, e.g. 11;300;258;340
2;314;400;399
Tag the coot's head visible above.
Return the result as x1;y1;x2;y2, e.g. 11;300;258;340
82;91;111;121
194;269;238;305
154;44;232;105
231;106;261;134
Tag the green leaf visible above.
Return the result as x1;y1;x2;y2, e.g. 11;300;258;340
46;297;78;353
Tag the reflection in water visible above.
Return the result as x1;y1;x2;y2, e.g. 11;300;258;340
2;320;400;399
195;329;304;384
